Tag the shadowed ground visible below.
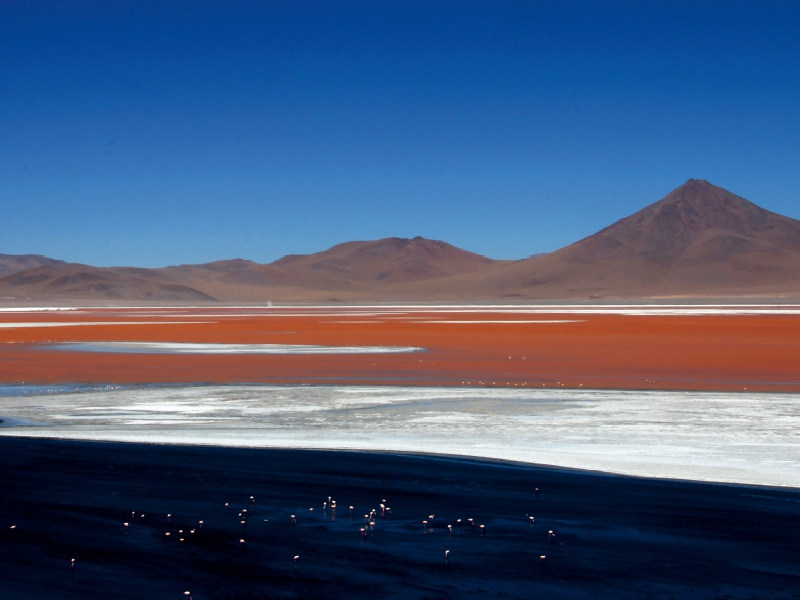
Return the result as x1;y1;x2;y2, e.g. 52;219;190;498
1;437;799;599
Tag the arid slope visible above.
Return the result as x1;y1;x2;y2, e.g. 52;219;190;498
404;179;800;299
0;254;65;277
1;181;799;301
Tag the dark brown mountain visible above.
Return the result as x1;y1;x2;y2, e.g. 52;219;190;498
412;179;800;299
0;237;504;302
1;181;799;302
0;263;215;301
0;254;65;277
110;237;505;301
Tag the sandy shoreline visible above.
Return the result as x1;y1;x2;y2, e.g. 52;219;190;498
1;437;799;599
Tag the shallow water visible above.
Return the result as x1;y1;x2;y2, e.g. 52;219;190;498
46;342;424;354
1;384;798;488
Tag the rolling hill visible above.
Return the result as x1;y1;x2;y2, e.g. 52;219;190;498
416;179;800;299
1;180;799;302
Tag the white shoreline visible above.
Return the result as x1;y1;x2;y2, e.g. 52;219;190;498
2;384;798;489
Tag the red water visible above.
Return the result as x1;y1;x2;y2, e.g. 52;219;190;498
1;308;798;392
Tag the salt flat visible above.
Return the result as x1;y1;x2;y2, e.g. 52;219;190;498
2;384;798;488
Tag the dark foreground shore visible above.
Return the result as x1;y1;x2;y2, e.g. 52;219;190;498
1;437;799;600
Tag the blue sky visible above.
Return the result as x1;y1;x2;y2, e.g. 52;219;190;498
2;1;799;266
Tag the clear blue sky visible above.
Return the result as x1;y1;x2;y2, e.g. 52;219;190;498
2;1;799;266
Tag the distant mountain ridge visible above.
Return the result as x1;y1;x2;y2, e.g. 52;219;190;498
0;254;66;277
2;180;800;302
424;179;800;299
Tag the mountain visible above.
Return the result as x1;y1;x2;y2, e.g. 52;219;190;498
0;237;504;302
2;181;799;302
0;263;215;301
0;254;65;277
120;237;505;301
419;179;800;299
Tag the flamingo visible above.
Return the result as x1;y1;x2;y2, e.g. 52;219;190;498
445;550;450;562
447;525;453;533
184;592;193;600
